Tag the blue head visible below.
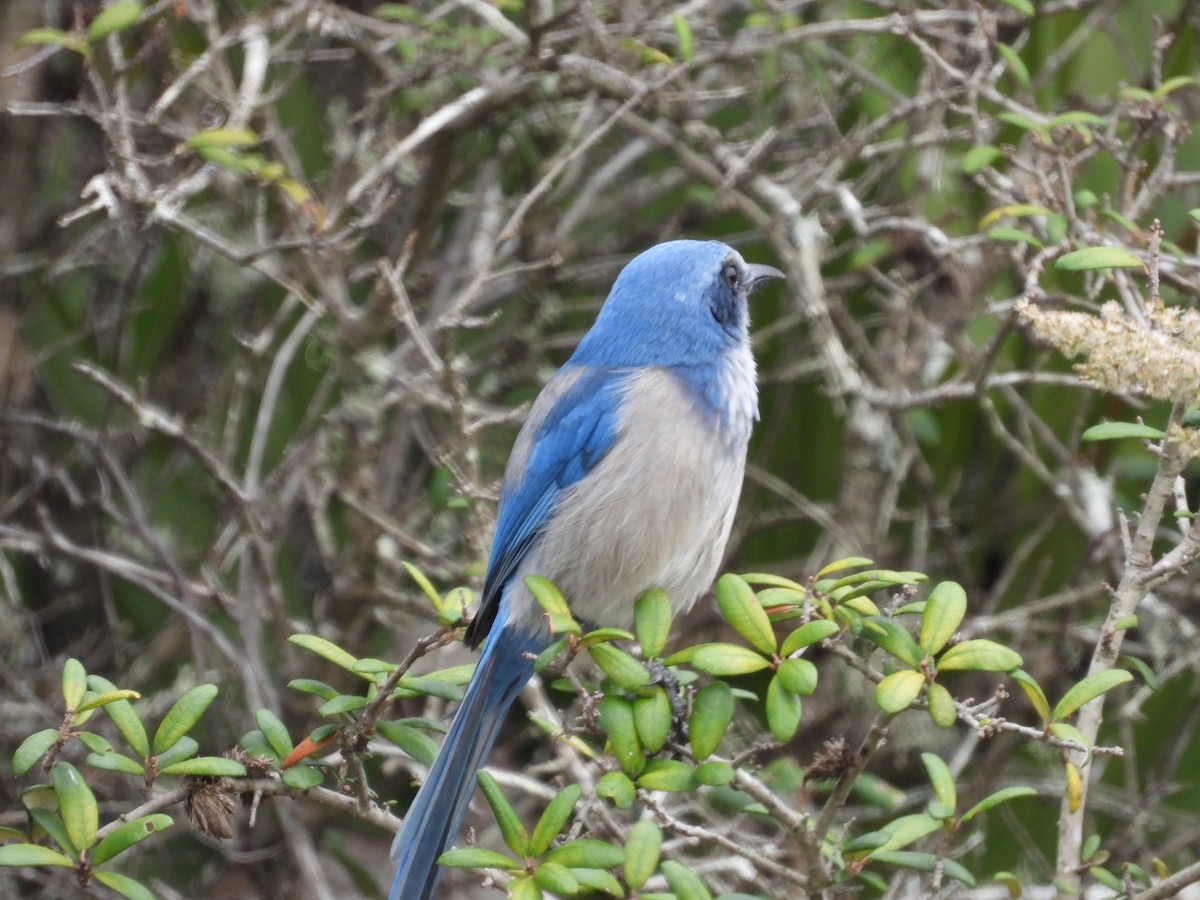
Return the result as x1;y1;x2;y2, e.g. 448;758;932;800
568;240;783;369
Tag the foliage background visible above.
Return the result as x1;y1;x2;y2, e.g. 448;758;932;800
1;0;1199;897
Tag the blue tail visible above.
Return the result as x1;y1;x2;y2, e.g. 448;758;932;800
388;622;541;900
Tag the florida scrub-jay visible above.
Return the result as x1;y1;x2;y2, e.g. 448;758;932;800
389;239;782;899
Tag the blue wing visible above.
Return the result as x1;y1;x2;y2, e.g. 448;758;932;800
465;366;626;645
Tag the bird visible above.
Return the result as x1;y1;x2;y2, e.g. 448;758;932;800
388;239;783;899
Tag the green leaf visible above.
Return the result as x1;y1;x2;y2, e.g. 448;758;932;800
961;786;1037;823
962;145;1000;174
636;759;695;792
288;634;360;673
875;670;924;714
317;695;368;716
88;675;148;758
1010;669;1051;724
876;813;942;853
528;784;581;856
1055;247;1144;271
255;709;293;760
986;226;1044;249
691;643;770;675
920;753;956;814
62;658;87;710
635;588;672;658
661;859;712;900
533;861;578;893
477;770;528;855
438;847;519;869
926;683;956;728
816;557;874;578
0;843;75;867
633;687;671;754
997;0;1033;14
1081;422;1165;442
184;128;260;150
979;203;1053;229
997;44;1030;88
689;681;733;761
780;619;839;656
28;809;74;858
76;690;141;715
588;643;649;691
937;639;1022;672
694;760;734;786
777;657;818;696
862;618;924;668
624;820;661;889
1189;209;1200;225
1049;722;1091;759
526;576;580;635
1122;655;1160;690
13;730;58;777
596;771;635;808
1052;669;1134;721
84;750;145;776
543;838;624;869
153;684;218;755
93;870;160;900
716;574;777;655
90;815;173;865
87;0;143;41
281;766;323;789
765;674;802;741
155;736;198;771
52;763;97;854
16;27;90;55
376;720;439;767
672;13;693;61
919;582;967;655
159;757;247;777
287;679;339;701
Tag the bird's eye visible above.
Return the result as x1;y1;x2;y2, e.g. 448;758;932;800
722;264;741;290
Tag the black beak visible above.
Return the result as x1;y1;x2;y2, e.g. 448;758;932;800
746;263;785;292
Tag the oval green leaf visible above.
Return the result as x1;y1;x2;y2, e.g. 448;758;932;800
588;643;649;691
543;838;624;869
1081;422;1165;442
13;730;58;778
937;639;1022;672
437;847;519;869
689;681;733;761
255;709;293;760
1055;247;1144;271
926;682;957;729
633;687;671;754
281;766;324;789
90;814;173;866
691;643;770;676
159;757;246;777
528;784;581;857
919;581;967;655
920;753;956;814
716;573;776;655
596;771;635;809
1010;669;1051;724
961;786;1037;823
0;843;75;867
88;675;149;758
661;859;713;900
766;674;802;741
634;588;672;659
862;617;924;668
477;770;528;856
780;619;839;656
152;684;218;756
777;657;818;696
636;759;696;792
62;659;87;710
875;670;924;714
52;762;97;853
87;0;143;41
623;819;661;888
1052;669;1134;722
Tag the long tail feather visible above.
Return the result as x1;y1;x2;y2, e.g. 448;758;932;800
388;624;539;900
